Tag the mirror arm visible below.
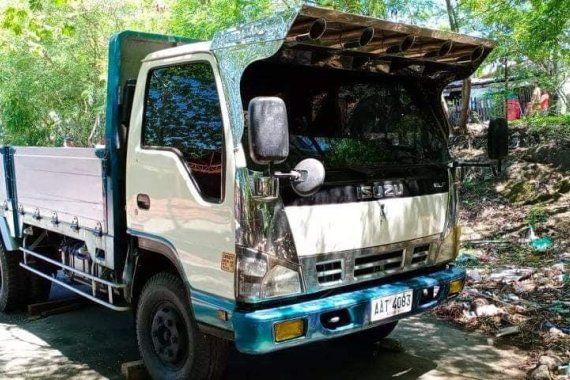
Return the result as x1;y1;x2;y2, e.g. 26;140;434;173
451;159;503;177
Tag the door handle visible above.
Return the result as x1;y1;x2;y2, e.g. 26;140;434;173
137;193;151;210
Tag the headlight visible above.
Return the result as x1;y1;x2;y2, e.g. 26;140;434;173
236;248;303;303
262;265;302;299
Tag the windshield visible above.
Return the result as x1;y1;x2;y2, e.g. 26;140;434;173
241;62;450;172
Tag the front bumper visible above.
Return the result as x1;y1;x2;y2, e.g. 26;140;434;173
232;265;465;354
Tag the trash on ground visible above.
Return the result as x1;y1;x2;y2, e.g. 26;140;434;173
456;252;480;266
530;236;554;252
488;268;534;284
496;325;520;337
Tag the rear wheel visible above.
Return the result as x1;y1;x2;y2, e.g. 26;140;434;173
136;272;229;380
27;273;52;304
26;249;57;304
0;245;26;312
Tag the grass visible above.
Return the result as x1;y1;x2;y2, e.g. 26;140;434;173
511;114;570;139
526;206;549;228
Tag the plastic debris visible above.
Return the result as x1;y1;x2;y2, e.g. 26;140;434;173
527;225;554;252
530;236;554;252
466;269;483;282
558;364;570;377
542;320;570;336
496;326;520;337
471;300;504;317
456;252;480;267
488;268;534;284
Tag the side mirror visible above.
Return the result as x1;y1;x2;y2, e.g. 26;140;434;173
248;97;289;165
487;118;508;160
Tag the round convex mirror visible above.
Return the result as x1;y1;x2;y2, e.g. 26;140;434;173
291;158;325;197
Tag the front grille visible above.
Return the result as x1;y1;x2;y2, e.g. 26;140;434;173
354;250;403;279
316;260;343;285
303;235;440;295
411;244;430;265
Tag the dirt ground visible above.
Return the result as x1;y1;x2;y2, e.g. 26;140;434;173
0;292;528;380
440;124;570;379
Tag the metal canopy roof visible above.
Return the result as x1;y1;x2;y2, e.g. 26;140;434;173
213;5;495;80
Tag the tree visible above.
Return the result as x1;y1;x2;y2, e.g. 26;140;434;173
446;0;471;134
0;0;171;146
461;0;570;112
169;0;273;39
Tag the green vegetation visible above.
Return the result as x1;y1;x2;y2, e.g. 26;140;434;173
463;0;570;95
512;115;570;140
0;1;569;146
0;0;171;146
526;206;549;228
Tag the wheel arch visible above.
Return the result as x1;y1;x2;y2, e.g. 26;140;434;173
129;233;189;307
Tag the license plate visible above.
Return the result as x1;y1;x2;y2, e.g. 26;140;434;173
370;290;413;322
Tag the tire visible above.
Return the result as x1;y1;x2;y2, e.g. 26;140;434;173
351;321;399;344
27;273;52;304
0;245;27;312
136;272;229;380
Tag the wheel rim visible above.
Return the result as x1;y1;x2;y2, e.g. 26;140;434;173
150;301;188;368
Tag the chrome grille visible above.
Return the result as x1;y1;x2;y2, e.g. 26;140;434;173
411;244;430;265
316;259;343;285
354;250;403;279
302;235;440;294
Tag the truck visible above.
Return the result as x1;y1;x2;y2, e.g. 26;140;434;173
0;5;507;379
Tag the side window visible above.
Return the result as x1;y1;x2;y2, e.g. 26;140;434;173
143;62;224;201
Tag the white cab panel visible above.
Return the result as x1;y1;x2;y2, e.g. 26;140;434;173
126;53;235;300
285;193;448;256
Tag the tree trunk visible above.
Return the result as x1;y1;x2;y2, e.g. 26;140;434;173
458;79;471;133
445;0;471;134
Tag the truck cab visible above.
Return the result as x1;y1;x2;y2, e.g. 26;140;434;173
0;5;502;379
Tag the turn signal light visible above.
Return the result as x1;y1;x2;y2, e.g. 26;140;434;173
274;319;305;342
448;279;464;295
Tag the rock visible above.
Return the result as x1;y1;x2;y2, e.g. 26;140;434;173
539;356;563;371
527;364;551;380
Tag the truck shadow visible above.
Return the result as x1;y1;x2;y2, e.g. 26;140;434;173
226;337;436;380
0;292;524;379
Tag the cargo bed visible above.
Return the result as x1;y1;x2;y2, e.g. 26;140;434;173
0;146;114;268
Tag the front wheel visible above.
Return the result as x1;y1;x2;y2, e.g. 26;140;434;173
0;245;26;312
136;272;228;380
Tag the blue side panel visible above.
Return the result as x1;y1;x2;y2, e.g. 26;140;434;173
0;147;19;244
192;290;235;331
232;266;466;354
